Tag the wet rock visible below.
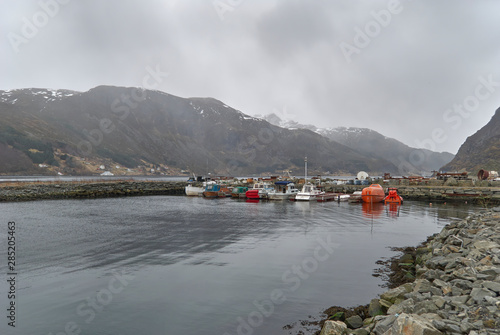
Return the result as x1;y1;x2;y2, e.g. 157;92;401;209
385;313;442;335
344;315;363;329
380;286;408;303
368;299;384;317
320;320;347;335
371;315;396;335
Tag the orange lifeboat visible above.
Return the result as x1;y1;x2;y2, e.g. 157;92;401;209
384;188;403;205
361;184;385;203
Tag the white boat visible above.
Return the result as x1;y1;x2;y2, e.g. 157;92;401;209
185;179;215;196
185;184;204;196
295;183;324;201
267;181;299;200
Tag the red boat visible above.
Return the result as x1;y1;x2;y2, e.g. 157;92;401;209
361;184;385;203
384;188;403;204
245;182;274;200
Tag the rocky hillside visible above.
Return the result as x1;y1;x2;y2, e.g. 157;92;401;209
442;107;500;173
261;114;455;175
0;86;397;176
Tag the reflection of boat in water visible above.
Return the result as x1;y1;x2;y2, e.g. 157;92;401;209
387;202;401;217
361;184;385;203
384;188;403;204
362;202;385;218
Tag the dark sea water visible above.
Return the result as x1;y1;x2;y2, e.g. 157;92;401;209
0;196;479;335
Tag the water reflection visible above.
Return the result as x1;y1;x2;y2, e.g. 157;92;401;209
362;202;385;218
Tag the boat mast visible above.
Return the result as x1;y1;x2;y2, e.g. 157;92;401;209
305;156;307;183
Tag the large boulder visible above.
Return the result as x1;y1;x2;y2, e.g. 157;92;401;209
319;320;347;335
383;313;442;335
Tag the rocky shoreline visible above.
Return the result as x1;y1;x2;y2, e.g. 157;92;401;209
319;208;500;335
0;181;186;202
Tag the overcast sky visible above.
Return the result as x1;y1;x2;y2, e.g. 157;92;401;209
2;0;500;154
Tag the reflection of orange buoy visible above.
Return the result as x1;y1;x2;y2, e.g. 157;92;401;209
362;202;384;218
387;203;400;217
384;188;403;205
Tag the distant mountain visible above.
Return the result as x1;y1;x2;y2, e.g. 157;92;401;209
0;86;398;176
441;107;500;173
261;113;455;175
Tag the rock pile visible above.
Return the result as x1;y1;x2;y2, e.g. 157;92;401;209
321;208;500;335
0;181;186;201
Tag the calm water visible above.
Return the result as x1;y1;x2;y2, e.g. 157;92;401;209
0;196;479;335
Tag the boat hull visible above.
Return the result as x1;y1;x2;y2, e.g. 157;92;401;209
185;185;204;196
361;184;385;203
203;191;224;198
268;193;294;200
295;193;317;201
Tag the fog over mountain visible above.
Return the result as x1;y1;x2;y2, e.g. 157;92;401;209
2;1;500;154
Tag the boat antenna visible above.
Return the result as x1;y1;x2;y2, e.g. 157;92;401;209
305;156;307;183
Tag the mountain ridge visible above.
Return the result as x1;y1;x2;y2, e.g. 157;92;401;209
441;107;500;172
259;113;455;175
0;86;398;176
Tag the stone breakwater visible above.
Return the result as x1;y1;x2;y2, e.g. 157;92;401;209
327;185;500;203
0;181;186;202
320;208;500;335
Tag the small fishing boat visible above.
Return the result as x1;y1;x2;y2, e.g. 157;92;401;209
348;191;362;203
295;183;323;201
268;181;299;200
185;184;204;196
245;182;274;200
231;186;248;199
203;184;230;198
361;184;385;203
384;188;403;204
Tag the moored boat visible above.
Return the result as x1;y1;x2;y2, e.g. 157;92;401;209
203;184;228;198
294;183;323;201
361;184;385;203
185;184;204;196
245;182;274;200
231;186;248;198
384;188;403;204
267;181;299;200
348;191;363;203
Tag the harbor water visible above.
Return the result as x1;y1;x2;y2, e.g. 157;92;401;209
0;196;479;335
